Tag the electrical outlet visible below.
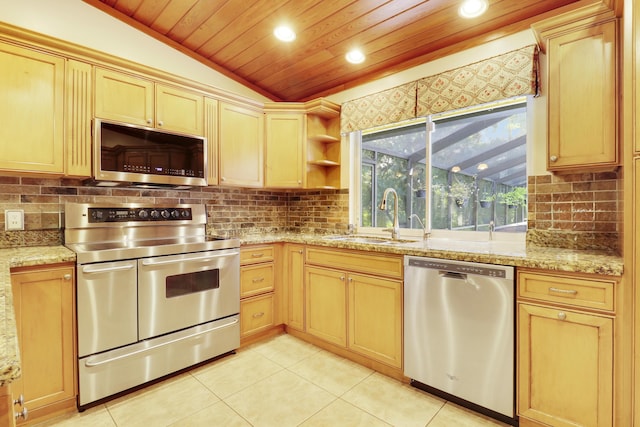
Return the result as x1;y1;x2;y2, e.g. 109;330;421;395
5;210;24;231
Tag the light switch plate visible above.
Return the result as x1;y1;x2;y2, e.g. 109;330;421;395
5;209;24;231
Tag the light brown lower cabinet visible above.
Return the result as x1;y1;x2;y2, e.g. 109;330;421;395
303;247;403;369
0;385;15;427
239;245;277;339
517;270;615;427
10;263;76;425
284;244;305;331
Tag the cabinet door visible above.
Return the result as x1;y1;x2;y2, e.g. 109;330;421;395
518;303;613;427
65;59;93;177
219;102;264;187
265;112;304;188
240;294;274;337
305;266;347;347
11;266;76;421
348;273;402;368
0;42;64;174
547;20;618;171
240;263;275;298
155;84;203;135
286;244;305;331
95;68;154;126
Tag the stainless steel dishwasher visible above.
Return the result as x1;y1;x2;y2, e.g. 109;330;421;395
404;256;516;425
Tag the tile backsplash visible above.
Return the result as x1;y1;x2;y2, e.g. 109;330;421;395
0;176;349;248
0;172;622;252
526;172;622;252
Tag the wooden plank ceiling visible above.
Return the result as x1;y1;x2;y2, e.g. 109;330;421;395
84;0;580;102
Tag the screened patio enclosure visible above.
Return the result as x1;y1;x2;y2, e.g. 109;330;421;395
361;102;527;233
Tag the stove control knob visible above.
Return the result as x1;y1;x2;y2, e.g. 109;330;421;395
138;210;149;219
181;210;190;218
170;210;180;219
150;210;160;219
161;210;170;219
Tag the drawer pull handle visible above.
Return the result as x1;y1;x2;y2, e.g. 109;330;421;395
251;253;264;258
253;312;265;318
549;287;578;295
252;277;265;283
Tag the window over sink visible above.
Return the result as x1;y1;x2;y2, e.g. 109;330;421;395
351;97;528;239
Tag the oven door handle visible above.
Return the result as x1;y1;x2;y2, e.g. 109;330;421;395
83;317;239;367
141;252;233;266
82;264;135;274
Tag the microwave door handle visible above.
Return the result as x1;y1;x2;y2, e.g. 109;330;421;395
82;264;135;274
141;252;233;266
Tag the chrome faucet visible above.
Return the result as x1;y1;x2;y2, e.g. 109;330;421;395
379;188;400;240
409;214;430;240
489;220;495;241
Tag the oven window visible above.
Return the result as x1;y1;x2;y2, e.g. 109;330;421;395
166;269;220;298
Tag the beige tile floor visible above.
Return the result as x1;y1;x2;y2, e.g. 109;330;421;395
36;334;509;427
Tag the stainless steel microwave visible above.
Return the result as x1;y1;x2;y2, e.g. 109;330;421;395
91;118;207;188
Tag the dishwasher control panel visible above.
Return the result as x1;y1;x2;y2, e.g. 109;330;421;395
406;258;507;278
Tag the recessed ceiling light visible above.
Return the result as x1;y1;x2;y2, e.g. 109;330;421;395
458;0;488;18
451;166;461;173
346;49;365;64
477;163;488;171
274;25;296;42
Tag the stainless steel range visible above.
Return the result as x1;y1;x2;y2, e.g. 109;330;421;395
64;202;240;408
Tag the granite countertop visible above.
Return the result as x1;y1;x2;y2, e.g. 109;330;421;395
241;233;624;276
0;246;76;387
0;236;623;386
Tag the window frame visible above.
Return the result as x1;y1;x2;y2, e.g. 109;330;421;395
349;97;529;242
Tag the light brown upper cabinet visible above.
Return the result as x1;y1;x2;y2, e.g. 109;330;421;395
94;68;203;136
264;104;305;188
219;101;264;187
535;14;618;172
0;41;65;174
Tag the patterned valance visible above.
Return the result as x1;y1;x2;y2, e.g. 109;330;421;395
340;82;417;134
340;45;539;133
416;45;539;116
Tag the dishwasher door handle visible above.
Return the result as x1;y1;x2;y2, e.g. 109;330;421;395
439;271;467;281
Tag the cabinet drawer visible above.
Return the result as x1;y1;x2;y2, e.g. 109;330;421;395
518;271;615;311
240;245;275;265
240;263;275;298
306;247;403;279
240;294;274;337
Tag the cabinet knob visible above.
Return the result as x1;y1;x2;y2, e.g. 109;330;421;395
13;395;24;406
549;155;558;162
557;312;567;320
340;276;345;281
146;118;152;125
298;249;303;254
63;274;72;281
14;406;28;421
221;177;226;182
158;120;163;127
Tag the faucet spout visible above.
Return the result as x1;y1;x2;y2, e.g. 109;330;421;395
380;188;400;239
489;220;495;241
409;214;430;240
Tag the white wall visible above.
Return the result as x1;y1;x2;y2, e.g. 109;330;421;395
0;0;270;102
